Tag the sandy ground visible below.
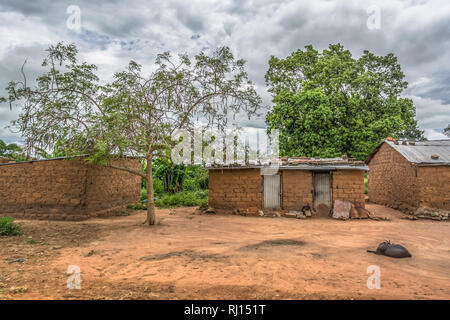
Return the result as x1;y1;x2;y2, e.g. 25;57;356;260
0;204;449;300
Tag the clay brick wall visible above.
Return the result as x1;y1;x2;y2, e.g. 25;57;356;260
282;170;313;210
417;166;450;210
332;170;365;207
368;142;420;210
209;168;365;211
0;158;140;220
85;159;141;213
208;169;263;209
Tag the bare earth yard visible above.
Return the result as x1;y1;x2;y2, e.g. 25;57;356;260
0;204;449;300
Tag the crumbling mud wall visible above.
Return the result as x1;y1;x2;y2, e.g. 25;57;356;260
0;158;140;220
333;170;365;208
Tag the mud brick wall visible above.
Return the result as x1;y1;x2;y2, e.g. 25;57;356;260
332;170;365;207
85;159;141;212
417;166;450;210
0;158;140;220
368;142;420;210
208;169;263;209
281;170;313;210
0;159;88;219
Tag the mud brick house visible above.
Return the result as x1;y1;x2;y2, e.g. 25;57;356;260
366;139;450;211
0;157;141;220
207;158;368;214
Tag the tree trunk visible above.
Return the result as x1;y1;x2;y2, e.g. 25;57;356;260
144;155;156;225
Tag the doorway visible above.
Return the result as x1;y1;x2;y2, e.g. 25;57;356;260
313;172;332;209
263;174;281;209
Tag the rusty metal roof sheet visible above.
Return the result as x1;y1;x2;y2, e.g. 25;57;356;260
366;139;450;166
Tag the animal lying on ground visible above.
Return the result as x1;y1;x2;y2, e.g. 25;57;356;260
367;241;412;258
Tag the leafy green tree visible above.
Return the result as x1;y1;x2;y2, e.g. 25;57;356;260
3;42;261;225
265;44;425;160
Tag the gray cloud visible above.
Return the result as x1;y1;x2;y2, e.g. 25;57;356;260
1;0;449;143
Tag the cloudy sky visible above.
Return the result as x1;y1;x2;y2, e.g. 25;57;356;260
0;0;449;144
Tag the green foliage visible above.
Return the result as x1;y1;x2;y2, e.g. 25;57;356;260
265;44;425;160
183;179;199;191
24;237;37;244
364;174;368;195
34;139;69;159
0;139;27;161
129;190;208;210
0;217;23;236
151;158;208;194
185;165;209;190
155;190;208;208
128;202;147;210
140;188;147;201
152;178;164;196
152;157;186;194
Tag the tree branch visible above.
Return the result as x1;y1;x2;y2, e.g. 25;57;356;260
105;164;146;178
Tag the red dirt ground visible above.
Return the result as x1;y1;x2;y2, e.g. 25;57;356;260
0;204;449;300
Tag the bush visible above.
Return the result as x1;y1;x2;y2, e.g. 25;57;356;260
153;178;164;196
183;178;199;191
141;188;147;201
364;174;368;194
0;217;23;236
128;202;147;210
155;190;208;208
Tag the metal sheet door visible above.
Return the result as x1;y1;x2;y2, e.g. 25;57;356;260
264;174;281;209
313;173;332;208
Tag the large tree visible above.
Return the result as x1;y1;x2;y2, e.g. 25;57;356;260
265;44;425;160
444;124;450;137
2;42;261;225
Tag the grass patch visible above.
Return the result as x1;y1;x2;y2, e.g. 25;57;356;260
130;190;208;209
24;237;36;244
0;217;23;236
128;202;147;210
115;210;131;216
155;190;208;208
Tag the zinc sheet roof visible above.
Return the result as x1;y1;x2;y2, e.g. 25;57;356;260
386;139;450;165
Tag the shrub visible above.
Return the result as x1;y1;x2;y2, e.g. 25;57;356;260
115;210;131;216
130;190;208;209
364;174;368;194
128;202;147;210
141;188;147;201
24;237;36;244
155;190;208;208
153;178;164;196
183;178;199;191
0;217;23;236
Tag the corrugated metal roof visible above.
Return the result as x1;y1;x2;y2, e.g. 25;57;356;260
368;139;450;166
